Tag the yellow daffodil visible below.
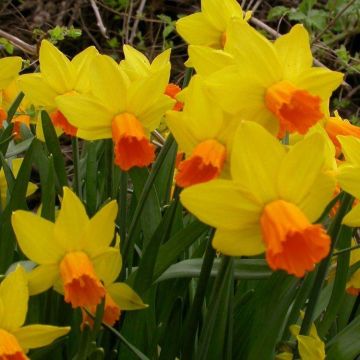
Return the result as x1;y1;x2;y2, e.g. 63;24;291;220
336;136;360;226
0;266;70;359
18;40;98;136
190;22;343;137
11;187;121;309
0;158;37;210
176;0;251;49
166;75;237;187
56;54;174;171
0;56;22;122
181;121;336;277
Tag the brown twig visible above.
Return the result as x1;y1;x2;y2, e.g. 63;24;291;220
0;29;36;55
89;0;108;39
129;0;148;44
312;0;357;44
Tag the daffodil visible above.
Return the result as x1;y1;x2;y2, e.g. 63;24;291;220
56;54;174;171
0;158;37;210
166;75;237;187
336;135;360;226
343;240;360;296
324;112;360;157
189;22;343;137
18;40;98;136
176;0;251;49
0;56;23;122
181;121;336;277
0;266;70;359
11;187;121;309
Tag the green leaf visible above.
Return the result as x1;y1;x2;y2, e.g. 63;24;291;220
196;256;234;360
267;6;290;20
153;220;209;280
86;141;98;216
41;110;68;191
326;315;360;359
157;258;272;282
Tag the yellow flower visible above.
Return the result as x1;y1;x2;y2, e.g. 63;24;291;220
176;0;250;49
344;240;360;296
0;158;37;210
18;40;98;136
190;22;343;137
166;75;237;187
11;187;121;309
0;266;69;359
56;54;174;171
181;121;336;277
336;136;360;226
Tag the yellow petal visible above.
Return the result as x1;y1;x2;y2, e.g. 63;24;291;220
151;48;171;71
294;67;343;101
231;121;286;203
54;187;89;251
0;266;28;331
120;45;151;79
188;45;235;76
299;172;336;223
205;66;269;118
107;282;147;310
180;179;261;230
338;135;360;165
17;74;58;108
278;133;327;205
337;165;360;200
176;13;220;47
297;335;325;360
39;39;75;93
202;0;245;30
11;211;63;264
180;75;224;139
56;93;113;139
27;264;59;295
83;200;118;256
13;324;70;350
92;248;122;286
138;94;174;131
0;56;22;89
91;54;129;113
212;226;264;256
166;111;198;154
72;46;99;93
342;204;360;227
225;20;282;84
274;24;312;80
127;69;170;119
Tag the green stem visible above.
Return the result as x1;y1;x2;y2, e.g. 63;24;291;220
118;169;128;250
299;193;353;335
182;230;216;359
122;134;175;262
